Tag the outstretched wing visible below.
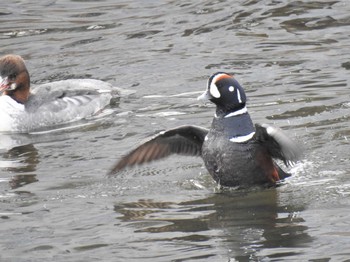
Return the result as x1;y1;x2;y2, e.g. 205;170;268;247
255;123;302;166
108;125;209;175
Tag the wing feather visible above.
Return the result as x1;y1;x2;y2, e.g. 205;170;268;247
255;123;302;166
108;125;208;175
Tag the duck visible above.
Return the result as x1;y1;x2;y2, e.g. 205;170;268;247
108;72;302;188
0;54;120;133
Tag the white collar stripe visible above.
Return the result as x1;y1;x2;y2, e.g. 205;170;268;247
224;106;247;118
229;131;255;143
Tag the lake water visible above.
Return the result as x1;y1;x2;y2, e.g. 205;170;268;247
0;0;350;261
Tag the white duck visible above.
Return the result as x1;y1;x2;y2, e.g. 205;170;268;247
0;54;120;133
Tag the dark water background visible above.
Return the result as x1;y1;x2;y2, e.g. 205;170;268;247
1;0;350;261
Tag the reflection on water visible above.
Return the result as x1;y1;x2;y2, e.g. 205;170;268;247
9;174;38;189
114;189;311;260
205;190;311;260
2;144;38;173
1;144;39;189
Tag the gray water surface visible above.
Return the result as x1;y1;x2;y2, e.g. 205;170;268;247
1;1;350;261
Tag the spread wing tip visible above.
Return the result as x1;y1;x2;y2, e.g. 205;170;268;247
107;144;171;175
107;161;128;176
256;123;304;165
107;125;208;176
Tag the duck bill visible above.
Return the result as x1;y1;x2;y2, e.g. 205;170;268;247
197;90;213;101
0;76;10;93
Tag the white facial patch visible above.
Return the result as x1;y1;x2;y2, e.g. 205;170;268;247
10;83;17;90
208;73;228;98
237;89;242;103
228;86;234;92
209;82;221;98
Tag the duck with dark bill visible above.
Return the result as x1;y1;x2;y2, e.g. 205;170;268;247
109;72;302;188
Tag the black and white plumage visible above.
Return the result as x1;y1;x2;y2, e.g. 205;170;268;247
109;72;302;188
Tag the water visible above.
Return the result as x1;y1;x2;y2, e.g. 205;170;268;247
1;0;350;261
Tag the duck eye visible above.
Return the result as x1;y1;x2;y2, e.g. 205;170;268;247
8;73;17;80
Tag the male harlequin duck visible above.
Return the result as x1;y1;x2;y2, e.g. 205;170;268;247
109;72;302;188
0;54;121;132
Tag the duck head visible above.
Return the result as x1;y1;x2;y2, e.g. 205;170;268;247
0;54;30;104
198;72;247;116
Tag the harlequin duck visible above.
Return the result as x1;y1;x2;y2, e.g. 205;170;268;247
109;72;302;188
0;54;121;132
